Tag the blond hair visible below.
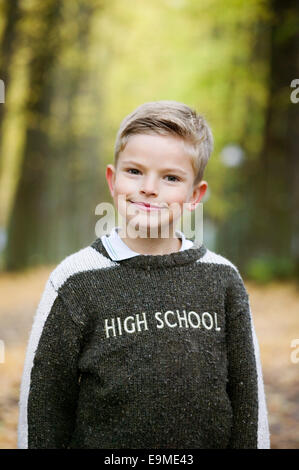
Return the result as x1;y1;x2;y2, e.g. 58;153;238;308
114;100;213;185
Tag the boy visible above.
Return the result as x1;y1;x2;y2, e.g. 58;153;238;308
18;101;270;449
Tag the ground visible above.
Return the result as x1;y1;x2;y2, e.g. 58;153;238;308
0;266;298;449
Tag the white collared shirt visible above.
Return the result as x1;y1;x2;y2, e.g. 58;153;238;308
101;226;194;261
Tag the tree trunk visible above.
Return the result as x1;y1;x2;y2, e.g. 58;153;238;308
4;0;63;270
0;0;21;172
4;0;104;271
218;0;299;278
247;0;299;273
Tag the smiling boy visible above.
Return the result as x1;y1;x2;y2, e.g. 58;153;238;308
105;132;207;255
18;101;270;449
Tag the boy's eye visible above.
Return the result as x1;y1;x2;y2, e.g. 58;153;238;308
127;168;140;175
165;175;180;182
126;169;180;182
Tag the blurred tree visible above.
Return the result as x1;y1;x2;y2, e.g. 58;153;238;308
215;0;299;280
0;0;21;174
242;0;299;277
4;0;64;270
4;0;105;270
215;5;272;268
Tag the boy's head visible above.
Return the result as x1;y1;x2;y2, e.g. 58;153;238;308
106;100;213;237
114;100;213;186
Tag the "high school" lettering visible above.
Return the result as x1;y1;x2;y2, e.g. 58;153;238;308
104;309;221;338
104;312;148;338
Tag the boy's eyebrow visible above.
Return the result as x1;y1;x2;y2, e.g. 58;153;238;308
120;160;188;175
163;167;188;176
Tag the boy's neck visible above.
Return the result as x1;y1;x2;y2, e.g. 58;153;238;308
118;226;182;255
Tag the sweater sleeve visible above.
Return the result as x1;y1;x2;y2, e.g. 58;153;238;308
225;269;270;449
18;278;83;449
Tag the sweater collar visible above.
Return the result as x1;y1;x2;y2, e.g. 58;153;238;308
100;226;194;261
91;232;207;269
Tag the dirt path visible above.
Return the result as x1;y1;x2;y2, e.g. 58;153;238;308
0;266;298;448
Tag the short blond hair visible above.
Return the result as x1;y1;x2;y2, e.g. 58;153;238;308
114;100;213;185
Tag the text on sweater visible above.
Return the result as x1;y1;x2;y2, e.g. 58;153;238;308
104;310;221;338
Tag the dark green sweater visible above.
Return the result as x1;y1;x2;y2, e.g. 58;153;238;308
18;238;270;449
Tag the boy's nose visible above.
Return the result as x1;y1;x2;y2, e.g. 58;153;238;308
140;177;158;196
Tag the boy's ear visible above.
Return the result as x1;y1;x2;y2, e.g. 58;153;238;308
186;180;208;212
106;164;116;197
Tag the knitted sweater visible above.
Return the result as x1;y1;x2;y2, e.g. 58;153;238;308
18;237;270;449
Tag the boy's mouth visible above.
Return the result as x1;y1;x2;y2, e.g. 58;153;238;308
129;201;167;211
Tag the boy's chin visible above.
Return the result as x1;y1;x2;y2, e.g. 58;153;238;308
122;218;179;239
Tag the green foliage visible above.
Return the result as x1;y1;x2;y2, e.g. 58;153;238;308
1;0;296;277
245;255;296;284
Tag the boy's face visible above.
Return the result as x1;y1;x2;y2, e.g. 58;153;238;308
106;133;207;237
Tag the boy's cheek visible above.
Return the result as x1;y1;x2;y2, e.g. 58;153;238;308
114;194;128;213
114;177;136;196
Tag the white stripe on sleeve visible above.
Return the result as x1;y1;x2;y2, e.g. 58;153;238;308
18;246;117;448
17;278;58;449
248;303;271;448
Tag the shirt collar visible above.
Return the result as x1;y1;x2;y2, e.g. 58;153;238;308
101;226;194;261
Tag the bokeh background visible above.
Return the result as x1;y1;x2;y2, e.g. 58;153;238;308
0;0;298;448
